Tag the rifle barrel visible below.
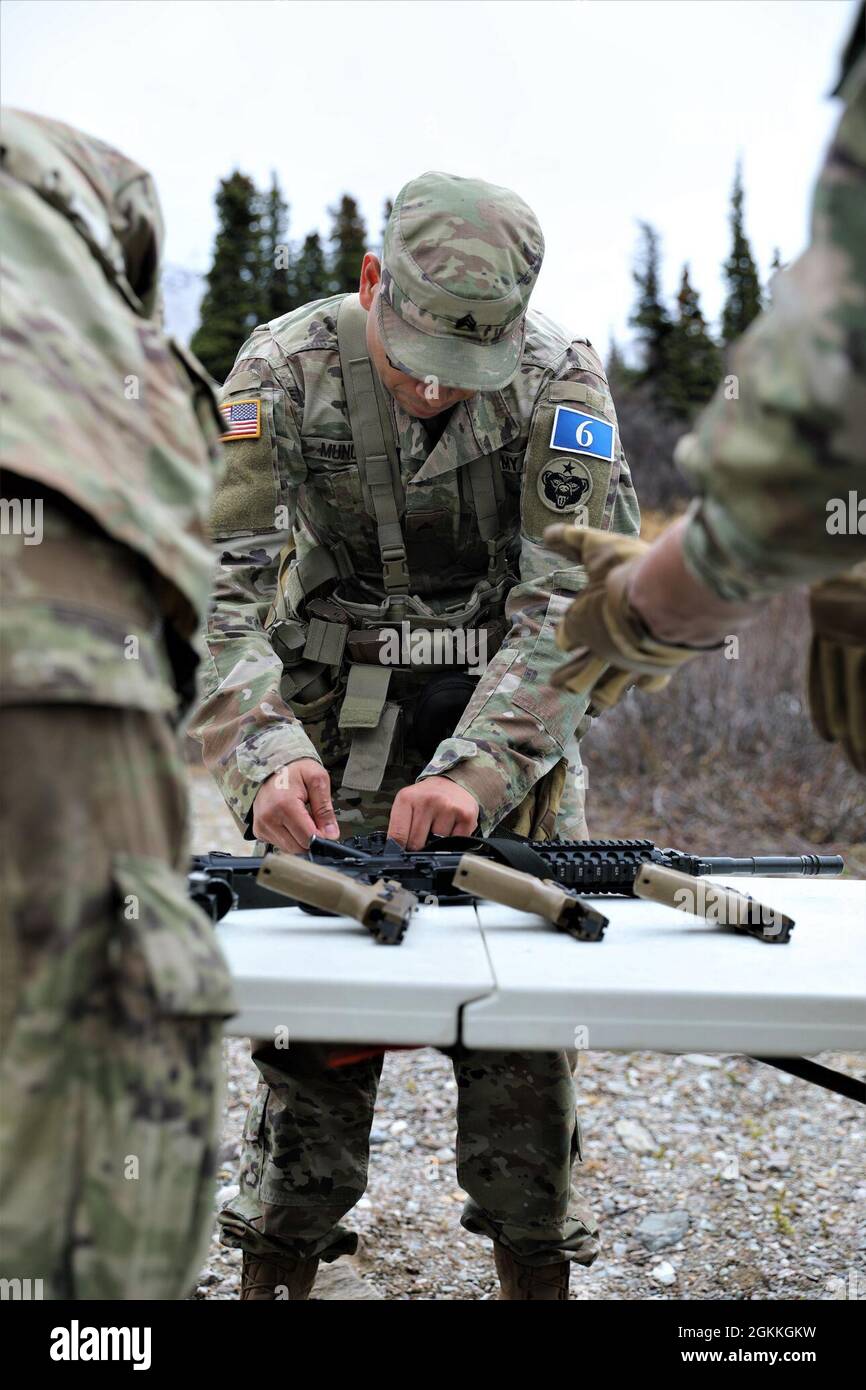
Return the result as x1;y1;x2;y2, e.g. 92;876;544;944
697;854;844;877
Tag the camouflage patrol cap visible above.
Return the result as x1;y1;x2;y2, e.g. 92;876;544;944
377;171;544;391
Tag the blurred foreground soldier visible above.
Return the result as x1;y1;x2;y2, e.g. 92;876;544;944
546;6;866;774
192;171;641;1297
0;111;235;1299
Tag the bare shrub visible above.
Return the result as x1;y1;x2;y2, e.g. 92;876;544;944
581;591;865;850
614;381;695;512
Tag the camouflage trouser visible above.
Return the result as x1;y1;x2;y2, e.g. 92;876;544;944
219;1041;599;1269
219;740;598;1270
0;706;231;1300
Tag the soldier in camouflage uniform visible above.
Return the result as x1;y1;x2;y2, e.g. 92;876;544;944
546;7;866;776
0;110;235;1300
192;171;641;1300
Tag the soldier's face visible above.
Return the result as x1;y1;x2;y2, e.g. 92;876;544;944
360;258;476;419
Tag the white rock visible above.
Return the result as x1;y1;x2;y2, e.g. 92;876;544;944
651;1261;677;1286
615;1119;657;1154
389;1119;408;1136
765;1149;790;1170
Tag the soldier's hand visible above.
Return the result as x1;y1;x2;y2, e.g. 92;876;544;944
252;760;341;854
543;524;719;708
388;777;479;850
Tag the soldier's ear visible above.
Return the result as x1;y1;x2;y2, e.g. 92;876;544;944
358;252;381;309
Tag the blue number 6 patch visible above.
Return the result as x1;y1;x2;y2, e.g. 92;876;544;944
549;406;615;462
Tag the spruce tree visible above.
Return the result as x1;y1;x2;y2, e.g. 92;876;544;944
605;334;636;393
328;194;368;293
191;171;263;383
721;162;762;343
629;222;674;397
292;232;330;306
259;173;293;323
665;265;722;418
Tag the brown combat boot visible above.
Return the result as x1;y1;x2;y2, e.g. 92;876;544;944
240;1252;319;1300
493;1243;571;1300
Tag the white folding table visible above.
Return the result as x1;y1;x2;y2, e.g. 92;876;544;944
216;902;490;1045
217;876;865;1093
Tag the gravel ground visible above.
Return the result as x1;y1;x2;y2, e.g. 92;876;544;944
187;766;865;1302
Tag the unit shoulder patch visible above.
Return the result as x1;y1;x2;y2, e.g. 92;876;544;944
537;455;594;513
521;397;619;543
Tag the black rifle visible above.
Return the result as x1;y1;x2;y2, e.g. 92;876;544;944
189;832;843;924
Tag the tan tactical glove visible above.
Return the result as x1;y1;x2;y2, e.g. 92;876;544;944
543;524;721;709
808;564;866;774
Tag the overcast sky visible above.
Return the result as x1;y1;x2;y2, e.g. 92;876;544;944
1;0;857;354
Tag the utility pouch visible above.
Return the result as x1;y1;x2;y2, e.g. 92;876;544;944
340;702;402;793
302;597;351;667
279;661;332;704
269;617;306;669
346;628;388;664
339;664;392;729
338;664;397;792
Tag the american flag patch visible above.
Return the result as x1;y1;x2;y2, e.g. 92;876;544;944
219;398;261;441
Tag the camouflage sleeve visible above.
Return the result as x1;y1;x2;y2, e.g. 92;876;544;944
677;56;866;602
418;349;640;833
189;352;319;836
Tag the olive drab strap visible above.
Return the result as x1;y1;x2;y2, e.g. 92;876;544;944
337;294;409;594
467;454;509;583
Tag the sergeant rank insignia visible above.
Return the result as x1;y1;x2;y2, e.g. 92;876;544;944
219;398;261;442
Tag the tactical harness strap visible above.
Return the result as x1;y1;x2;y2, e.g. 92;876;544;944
337;294;409;594
468;455;510;582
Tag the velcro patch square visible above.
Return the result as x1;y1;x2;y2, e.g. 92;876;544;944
219;398;261;442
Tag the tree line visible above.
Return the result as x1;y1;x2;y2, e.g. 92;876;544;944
612;162;773;418
606;163;782;508
190;170;392;382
